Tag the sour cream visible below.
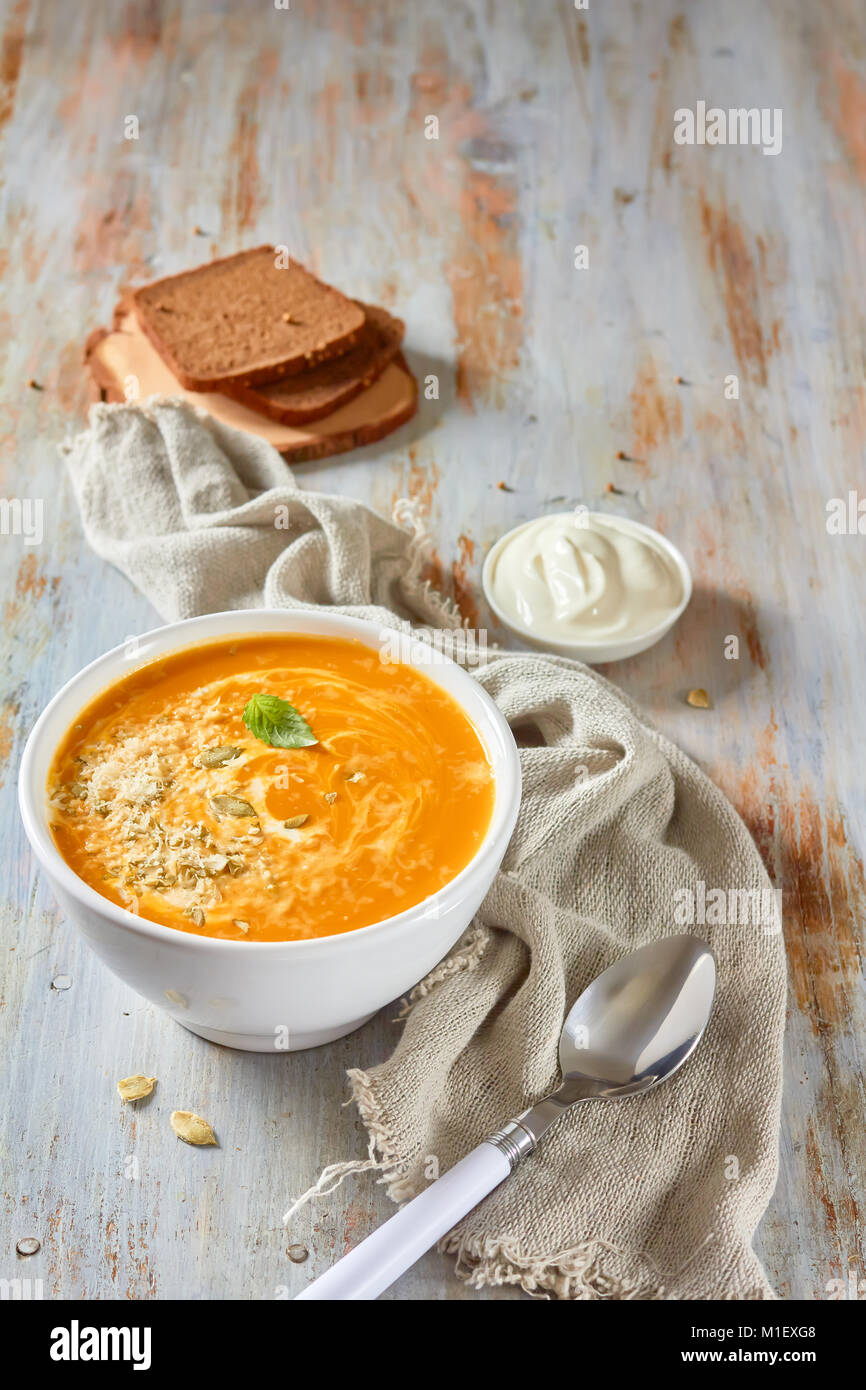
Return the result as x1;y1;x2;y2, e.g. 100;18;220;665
484;512;687;648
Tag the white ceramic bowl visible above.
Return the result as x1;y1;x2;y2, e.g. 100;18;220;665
481;512;693;663
18;610;521;1051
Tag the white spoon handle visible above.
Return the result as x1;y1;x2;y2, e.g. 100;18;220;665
294;1141;512;1301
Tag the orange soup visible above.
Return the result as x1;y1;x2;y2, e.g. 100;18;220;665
47;634;495;942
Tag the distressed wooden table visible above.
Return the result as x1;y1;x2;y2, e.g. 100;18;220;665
1;0;863;1301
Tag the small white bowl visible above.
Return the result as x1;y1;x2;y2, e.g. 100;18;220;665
18;610;521;1051
482;511;693;663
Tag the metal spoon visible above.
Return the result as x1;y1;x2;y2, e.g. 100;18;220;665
295;933;716;1301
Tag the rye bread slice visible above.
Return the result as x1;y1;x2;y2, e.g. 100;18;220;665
84;304;418;464
220;302;405;425
131;246;366;391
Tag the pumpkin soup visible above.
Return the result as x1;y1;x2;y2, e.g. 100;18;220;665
47;634;495;942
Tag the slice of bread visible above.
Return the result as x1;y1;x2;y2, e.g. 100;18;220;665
221;302;405;425
84;305;417;464
132;247;366;391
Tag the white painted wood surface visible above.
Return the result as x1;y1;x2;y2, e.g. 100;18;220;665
1;0;863;1299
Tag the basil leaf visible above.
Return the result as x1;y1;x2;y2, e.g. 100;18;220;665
242;693;317;749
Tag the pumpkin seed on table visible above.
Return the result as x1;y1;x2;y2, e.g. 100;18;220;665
210;794;257;818
117;1074;157;1102
196;745;243;768
170;1111;217;1146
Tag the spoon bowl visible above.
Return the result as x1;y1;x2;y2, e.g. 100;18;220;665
559;934;717;1096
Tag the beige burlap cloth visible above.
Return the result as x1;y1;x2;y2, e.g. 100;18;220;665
63;398;786;1299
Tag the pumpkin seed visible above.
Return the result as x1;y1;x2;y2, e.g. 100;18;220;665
170;1111;217;1146
117;1074;156;1103
283;814;309;829
210;794;257;818
202;854;228;874
323;791;337;804
686;688;711;709
197;745;242;769
232;918;250;933
185;906;206;926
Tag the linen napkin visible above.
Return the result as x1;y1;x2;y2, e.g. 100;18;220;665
62;397;786;1299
